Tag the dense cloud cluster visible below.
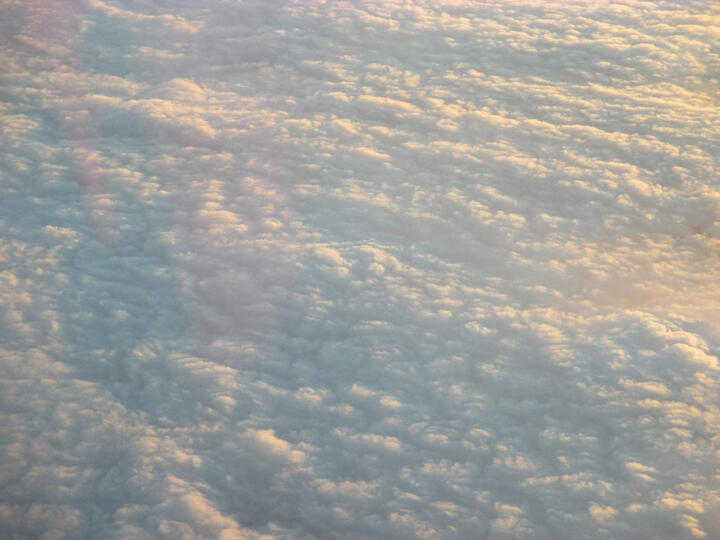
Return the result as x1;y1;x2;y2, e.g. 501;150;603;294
1;0;719;538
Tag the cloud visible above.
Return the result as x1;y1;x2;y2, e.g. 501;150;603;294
1;0;720;539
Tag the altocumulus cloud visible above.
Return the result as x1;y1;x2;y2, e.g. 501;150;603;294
1;0;720;538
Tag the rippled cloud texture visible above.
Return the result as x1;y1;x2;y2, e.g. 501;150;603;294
2;0;720;538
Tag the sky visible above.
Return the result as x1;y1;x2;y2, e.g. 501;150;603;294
1;0;719;538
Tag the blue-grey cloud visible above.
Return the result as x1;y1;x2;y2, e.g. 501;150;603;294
1;1;719;539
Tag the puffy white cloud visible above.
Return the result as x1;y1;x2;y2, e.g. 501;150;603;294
1;0;720;538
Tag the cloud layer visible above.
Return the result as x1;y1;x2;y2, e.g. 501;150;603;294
1;1;719;538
